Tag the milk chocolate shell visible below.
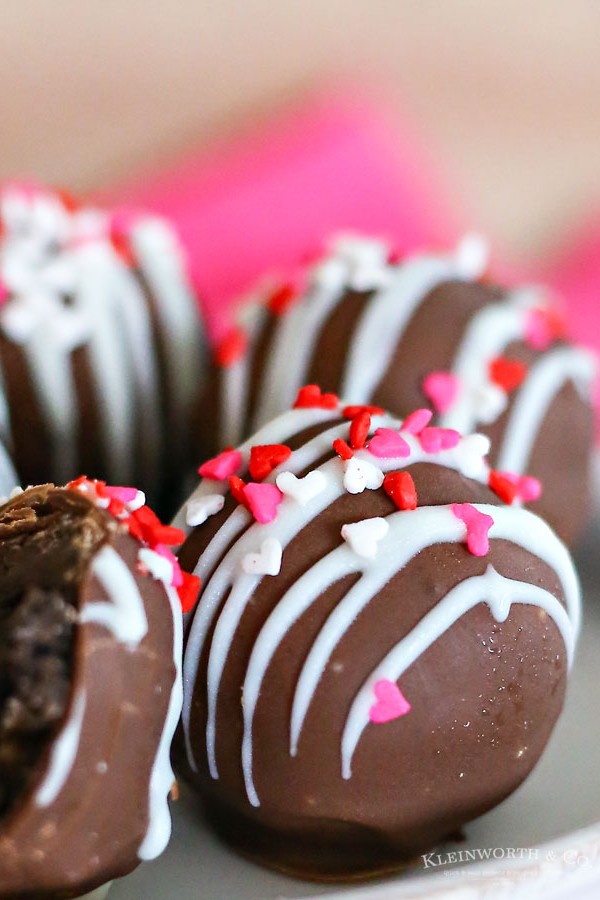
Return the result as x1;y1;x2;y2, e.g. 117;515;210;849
207;235;596;544
0;480;193;898
0;184;205;507
176;400;580;879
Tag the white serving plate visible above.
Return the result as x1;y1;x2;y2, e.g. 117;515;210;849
110;515;600;900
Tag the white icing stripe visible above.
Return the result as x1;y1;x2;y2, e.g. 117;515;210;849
239;504;578;805
181;424;498;778
341;565;575;779
221;300;268;447
341;256;462;402
35;688;87;807
438;288;539;432
251;279;350;428
138;585;183;860
497;346;597;475
81;546;148;647
129;219;205;426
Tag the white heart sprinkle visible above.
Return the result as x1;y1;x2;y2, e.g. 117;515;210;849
343;457;384;494
457;433;491;480
242;538;283;576
341;517;389;560
138;548;173;584
473;382;507;425
186;493;225;527
276;470;327;505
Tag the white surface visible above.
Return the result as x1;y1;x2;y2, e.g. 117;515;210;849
110;518;600;900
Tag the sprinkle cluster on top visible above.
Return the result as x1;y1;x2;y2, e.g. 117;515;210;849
188;384;543;579
67;476;200;612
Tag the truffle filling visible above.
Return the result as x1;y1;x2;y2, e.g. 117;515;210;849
0;485;109;820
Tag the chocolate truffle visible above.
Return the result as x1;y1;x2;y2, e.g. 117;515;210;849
0;479;195;898
207;235;596;544
176;399;580;880
0;184;205;508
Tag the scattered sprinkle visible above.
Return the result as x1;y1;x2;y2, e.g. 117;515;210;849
343;456;384;494
489;470;542;504
368;427;411;459
401;408;433;435
383;471;418;510
525;307;564;351
267;282;297;316
419;427;461;453
451;503;494;557
293;383;339;410
488;357;528;393
349;410;371;449
186;493;225;527
333;437;354;460
215;327;247;367
275;470;327;505
341;517;389;559
342;404;384;419
243;482;284;524
369;679;411;724
228;475;249;508
248;443;292;481
242;537;283;576
198;448;242;481
422;371;460;413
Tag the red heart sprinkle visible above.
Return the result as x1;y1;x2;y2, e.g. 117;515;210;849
229;475;249;508
383;471;418;510
333;438;354;460
489;357;528;392
178;572;201;614
488;470;519;504
349;411;371;449
293;384;339;410
215;327;248;367
249;444;292;481
267;282;297;316
342;404;385;419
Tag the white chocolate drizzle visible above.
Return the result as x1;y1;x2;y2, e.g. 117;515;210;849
81;545;148;647
35;688;87;807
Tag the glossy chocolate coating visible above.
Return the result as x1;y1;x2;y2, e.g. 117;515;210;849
0;486;178;898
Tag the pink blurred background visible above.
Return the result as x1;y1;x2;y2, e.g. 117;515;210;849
2;2;600;344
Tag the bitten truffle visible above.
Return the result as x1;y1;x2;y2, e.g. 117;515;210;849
0;183;205;509
177;397;580;880
0;480;196;898
206;235;596;544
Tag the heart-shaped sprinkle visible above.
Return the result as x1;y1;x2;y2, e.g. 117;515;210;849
341;517;389;559
275;470;327;505
456;433;491;480
489;470;542;504
451;503;494;557
242;537;283;576
293;384;339;410
333;437;354;460
229;475;249;508
343;457;384;494
215;327;248;367
243;482;284;524
401;408;433;436
199;448;242;481
342;404;385;419
489;356;528;392
249;443;292;481
349;410;371;449
368;428;411;459
422;371;460;413
369;679;411;724
267;282;297;316
525;307;564;351
186;493;226;527
178;572;201;614
383;471;417;510
472;382;507;424
419;427;461;453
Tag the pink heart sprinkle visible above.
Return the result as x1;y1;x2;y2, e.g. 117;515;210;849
517;475;543;502
369;679;411;724
367;428;411;459
243;482;283;524
103;485;138;503
451;503;494;557
525;308;553;351
419;427;461;453
401;408;433;435
199;449;242;481
0;279;9;305
422;371;460;413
